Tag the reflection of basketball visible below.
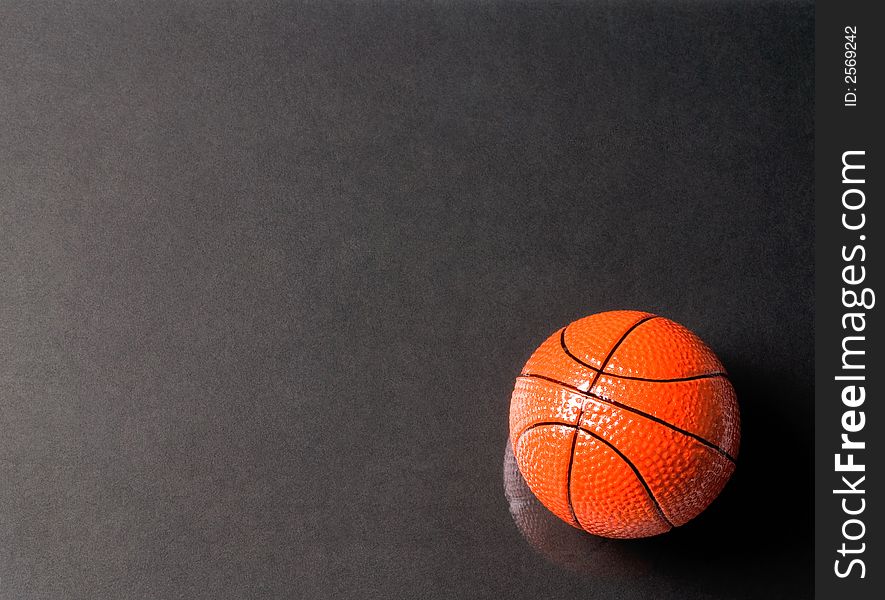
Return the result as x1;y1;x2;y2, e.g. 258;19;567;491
503;439;646;576
509;310;740;539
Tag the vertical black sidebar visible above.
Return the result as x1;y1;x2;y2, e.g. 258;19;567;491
815;2;883;598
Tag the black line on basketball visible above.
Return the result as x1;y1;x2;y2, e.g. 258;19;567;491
514;420;582;529
563;315;660;392
559;317;728;382
604;371;729;383
517;373;737;463
515;421;674;530
575;427;675;530
563;427;583;529
562;314;658;532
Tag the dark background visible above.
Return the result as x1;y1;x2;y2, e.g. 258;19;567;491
1;1;813;598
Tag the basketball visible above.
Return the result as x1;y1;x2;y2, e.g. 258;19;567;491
509;310;740;539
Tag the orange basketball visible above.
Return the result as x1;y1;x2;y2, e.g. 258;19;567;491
509;310;740;539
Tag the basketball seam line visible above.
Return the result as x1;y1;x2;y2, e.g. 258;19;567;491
560;326;729;383
520;421;675;530
581;315;659;392
564;314;660;531
517;373;738;463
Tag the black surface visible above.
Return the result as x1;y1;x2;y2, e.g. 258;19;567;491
1;1;813;599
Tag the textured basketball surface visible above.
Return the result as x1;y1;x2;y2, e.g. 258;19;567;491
509;310;740;539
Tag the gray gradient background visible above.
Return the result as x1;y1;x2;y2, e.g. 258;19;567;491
1;1;813;599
